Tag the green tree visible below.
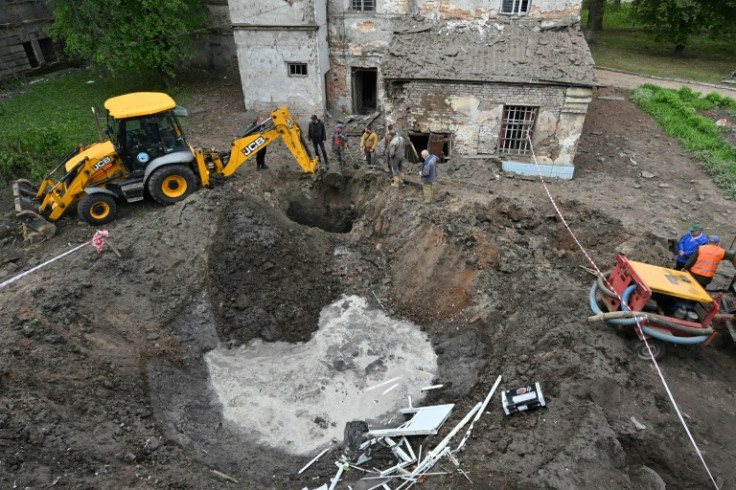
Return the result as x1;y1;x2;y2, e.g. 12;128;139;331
631;0;736;56
47;0;209;85
584;0;607;42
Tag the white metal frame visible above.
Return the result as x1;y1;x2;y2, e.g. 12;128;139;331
500;0;531;15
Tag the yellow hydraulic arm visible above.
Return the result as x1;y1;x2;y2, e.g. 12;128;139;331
194;106;319;186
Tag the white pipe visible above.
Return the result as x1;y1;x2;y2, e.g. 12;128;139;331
411;402;481;476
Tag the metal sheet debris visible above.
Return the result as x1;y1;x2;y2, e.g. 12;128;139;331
368;404;454;437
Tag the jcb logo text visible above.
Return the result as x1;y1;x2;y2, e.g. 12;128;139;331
243;137;266;157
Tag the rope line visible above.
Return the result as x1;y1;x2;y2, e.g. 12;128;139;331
526;135;719;489
0;231;109;290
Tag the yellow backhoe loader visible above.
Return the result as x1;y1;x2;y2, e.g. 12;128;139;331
13;92;327;241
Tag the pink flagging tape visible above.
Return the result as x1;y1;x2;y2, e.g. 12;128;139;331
0;230;110;290
526;135;719;490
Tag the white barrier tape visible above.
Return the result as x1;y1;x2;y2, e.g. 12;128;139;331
526;135;719;489
0;230;110;290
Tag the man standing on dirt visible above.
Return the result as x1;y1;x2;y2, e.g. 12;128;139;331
388;130;405;187
383;124;394;173
359;126;378;170
309;115;329;169
419;149;438;203
674;224;708;270
683;235;735;287
331;123;346;169
249;115;268;171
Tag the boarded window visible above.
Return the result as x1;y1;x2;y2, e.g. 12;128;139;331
352;0;374;11
288;63;308;77
498;106;537;156
500;0;530;15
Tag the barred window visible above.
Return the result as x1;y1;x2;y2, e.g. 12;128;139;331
352;0;374;11
499;106;538;156
500;0;530;15
288;63;308;77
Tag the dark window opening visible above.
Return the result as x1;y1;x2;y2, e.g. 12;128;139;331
288;63;308;77
499;105;538;156
38;38;56;63
407;132;451;163
23;42;39;68
500;0;530;15
352;0;374;11
352;67;377;115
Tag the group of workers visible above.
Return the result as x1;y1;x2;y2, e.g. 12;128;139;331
674;224;735;287
252;111;439;204
332;121;439;204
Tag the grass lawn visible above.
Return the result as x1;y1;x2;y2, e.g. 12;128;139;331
589;30;736;84
582;2;736;84
0;69;169;184
631;85;736;196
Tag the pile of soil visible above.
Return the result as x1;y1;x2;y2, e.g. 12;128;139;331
1;76;736;489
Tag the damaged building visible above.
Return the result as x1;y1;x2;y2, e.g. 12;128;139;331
228;0;596;167
0;0;62;83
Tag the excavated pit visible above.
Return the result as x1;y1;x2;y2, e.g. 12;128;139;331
286;200;355;233
6;83;736;490
146;182;705;488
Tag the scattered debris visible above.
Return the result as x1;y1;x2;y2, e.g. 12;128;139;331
298;447;332;475
210;469;239;483
303;375;505;489
631;416;646;431
365;376;403;392
420;384;443;391
501;382;547;416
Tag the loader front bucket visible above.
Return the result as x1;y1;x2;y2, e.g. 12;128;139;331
12;180;56;243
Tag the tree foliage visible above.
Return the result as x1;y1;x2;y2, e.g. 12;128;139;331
630;0;736;55
47;0;209;78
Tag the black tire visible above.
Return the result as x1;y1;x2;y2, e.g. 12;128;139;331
633;338;666;361
147;165;197;205
78;193;118;226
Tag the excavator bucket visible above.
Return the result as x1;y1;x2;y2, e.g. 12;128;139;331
12;180;57;243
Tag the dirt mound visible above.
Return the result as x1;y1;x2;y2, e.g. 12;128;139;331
2;83;736;489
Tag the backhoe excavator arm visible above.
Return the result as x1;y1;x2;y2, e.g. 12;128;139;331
195;106;319;184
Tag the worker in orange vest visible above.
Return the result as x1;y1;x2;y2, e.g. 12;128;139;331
683;235;736;287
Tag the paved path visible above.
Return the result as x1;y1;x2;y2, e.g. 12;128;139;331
594;67;736;98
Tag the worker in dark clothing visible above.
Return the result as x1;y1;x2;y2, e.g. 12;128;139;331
683;235;736;287
308;115;329;169
249;116;268;170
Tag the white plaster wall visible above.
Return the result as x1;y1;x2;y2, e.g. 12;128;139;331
234;30;324;115
229;0;317;25
315;0;330;77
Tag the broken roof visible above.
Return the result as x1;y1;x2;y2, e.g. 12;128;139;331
382;17;597;87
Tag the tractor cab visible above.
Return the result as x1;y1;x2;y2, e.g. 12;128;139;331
104;93;191;175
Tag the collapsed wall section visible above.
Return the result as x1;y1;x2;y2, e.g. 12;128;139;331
386;81;591;164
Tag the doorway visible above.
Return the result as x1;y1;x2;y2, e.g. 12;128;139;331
352;67;377;115
407;132;451;163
